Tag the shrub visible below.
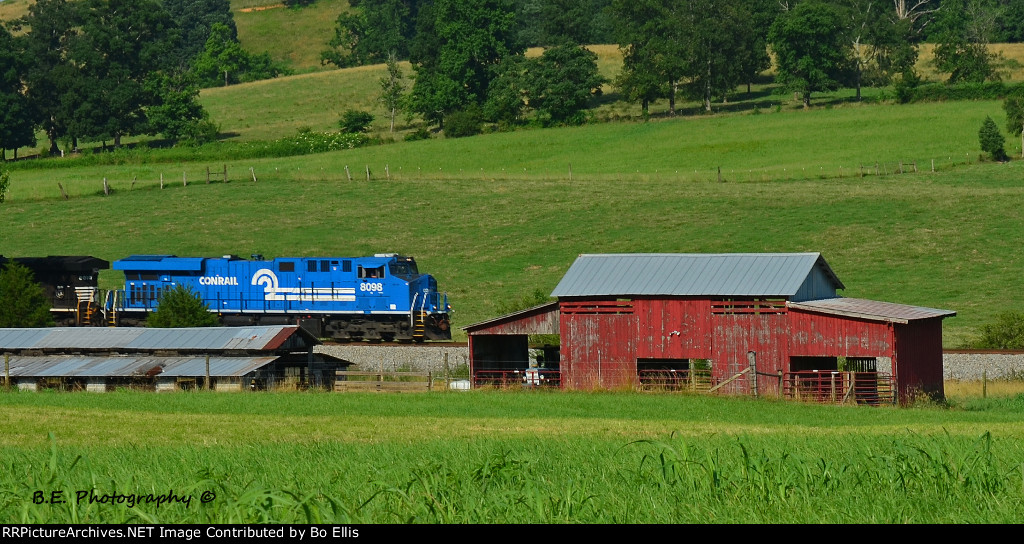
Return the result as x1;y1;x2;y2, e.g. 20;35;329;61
444;107;483;138
0;262;53;327
148;284;220;328
0;169;8;204
339;110;374;134
404;128;431;142
979;116;1008;161
973;312;1024;349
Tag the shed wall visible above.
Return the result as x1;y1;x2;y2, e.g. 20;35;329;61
893;319;946;401
788;310;895;357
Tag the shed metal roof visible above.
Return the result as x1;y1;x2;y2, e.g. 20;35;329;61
6;355;279;378
551;253;844;299
787;298;956;324
0;326;315;352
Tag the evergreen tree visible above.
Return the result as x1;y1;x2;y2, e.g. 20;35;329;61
148;284;219;328
979;115;1008;161
0;263;53;328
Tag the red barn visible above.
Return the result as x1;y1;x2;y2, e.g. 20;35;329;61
466;253;955;404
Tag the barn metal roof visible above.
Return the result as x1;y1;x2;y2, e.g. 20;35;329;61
787;298;956;324
0;326;316;352
551;253;844;299
5;355;278;378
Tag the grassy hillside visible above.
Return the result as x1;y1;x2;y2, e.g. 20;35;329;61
232;0;349;73
2;97;1022;347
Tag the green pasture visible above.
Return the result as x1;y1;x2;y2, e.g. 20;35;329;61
2;390;1023;523
232;0;350;74
1;99;1021;345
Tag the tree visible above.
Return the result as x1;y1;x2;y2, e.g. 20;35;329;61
933;0;1001;83
16;0;84;155
1004;90;1024;157
769;1;852;108
527;43;605;125
192;22;287;87
979;115;1008;161
192;23;248;87
162;0;238;69
610;0;671;117
145;71;218;144
321;0;418;67
408;0;523;128
339;110;374;133
378;53;406;132
0;262;53;328
679;0;754;113
0;24;36;160
71;0;179;147
147;284;220;327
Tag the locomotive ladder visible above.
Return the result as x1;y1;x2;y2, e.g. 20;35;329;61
411;292;428;340
105;290;121;327
75;287;98;326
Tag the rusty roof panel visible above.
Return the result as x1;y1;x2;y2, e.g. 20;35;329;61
788;298;956;324
0;326;315;352
7;355;279;377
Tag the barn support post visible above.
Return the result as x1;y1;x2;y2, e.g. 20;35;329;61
747;351;757;398
4;353;9;391
205;354;211;391
778;371;783;398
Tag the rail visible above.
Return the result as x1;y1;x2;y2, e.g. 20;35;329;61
637;369;712;392
334;370;434;392
473;369;561;388
783;371;895;405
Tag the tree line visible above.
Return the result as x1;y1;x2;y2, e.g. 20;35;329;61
322;0;1020;132
0;0;287;159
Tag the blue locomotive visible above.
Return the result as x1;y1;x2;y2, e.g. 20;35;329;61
107;254;451;341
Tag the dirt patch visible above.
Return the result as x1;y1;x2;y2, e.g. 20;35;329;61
239;3;285;13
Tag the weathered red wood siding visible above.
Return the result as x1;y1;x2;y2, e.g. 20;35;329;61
560;301;637;389
893;319;945;401
788;310;895;358
711;313;790;395
634;298;712;359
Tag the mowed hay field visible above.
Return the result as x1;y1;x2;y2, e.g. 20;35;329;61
3;390;1024;523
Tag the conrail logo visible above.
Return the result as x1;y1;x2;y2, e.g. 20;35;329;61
199;276;239;286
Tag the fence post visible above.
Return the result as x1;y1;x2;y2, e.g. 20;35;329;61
747;351;758;398
206;166;211;184
103;178;109;196
250;167;257;182
160;173;164;189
